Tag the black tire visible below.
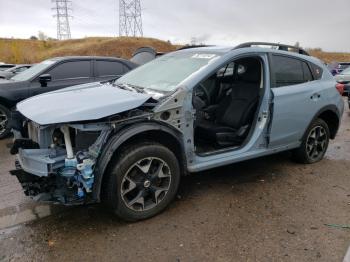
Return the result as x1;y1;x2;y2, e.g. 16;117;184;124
0;104;11;139
293;118;330;164
105;142;181;222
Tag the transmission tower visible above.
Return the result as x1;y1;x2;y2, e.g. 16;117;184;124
52;0;72;40
119;0;143;37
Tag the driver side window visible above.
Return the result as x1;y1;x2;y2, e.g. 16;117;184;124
193;61;245;109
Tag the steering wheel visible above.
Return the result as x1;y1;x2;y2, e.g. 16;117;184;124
195;83;211;106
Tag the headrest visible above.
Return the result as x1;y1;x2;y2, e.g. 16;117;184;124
236;59;261;83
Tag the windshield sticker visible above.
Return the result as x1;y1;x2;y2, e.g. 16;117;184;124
191;54;216;59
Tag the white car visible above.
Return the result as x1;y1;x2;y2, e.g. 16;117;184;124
335;67;350;95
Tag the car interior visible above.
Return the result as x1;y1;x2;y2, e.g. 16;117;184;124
193;56;264;154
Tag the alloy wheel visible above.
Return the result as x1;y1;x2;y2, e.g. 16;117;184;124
121;157;172;212
306;125;328;161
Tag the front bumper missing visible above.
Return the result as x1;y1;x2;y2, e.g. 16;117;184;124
16;148;66;177
10;168;87;205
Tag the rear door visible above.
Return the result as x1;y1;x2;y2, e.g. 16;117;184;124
94;60;128;82
29;60;93;96
269;54;322;147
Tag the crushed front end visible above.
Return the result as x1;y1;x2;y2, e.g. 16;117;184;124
10;120;112;205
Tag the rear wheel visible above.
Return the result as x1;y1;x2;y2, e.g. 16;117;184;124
105;142;181;221
0;104;10;139
293;118;330;164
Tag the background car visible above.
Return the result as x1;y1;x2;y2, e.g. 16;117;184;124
328;62;350;75
335;66;350;95
0;64;32;79
0;56;138;138
0;63;15;71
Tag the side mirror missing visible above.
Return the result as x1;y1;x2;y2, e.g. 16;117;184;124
39;74;52;87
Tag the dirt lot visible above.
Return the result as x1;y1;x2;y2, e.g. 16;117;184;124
1;103;350;262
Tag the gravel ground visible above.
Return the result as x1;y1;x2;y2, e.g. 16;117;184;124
0;103;349;262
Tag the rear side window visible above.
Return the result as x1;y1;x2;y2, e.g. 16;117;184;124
309;63;323;80
271;55;314;87
96;61;126;77
48;61;91;80
302;62;313;82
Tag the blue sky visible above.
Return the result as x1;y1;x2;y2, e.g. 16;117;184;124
0;0;349;52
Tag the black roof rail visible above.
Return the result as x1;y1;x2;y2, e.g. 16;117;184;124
177;45;214;51
234;42;310;56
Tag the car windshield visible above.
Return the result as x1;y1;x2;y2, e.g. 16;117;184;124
340;66;350;75
11;60;56;81
116;51;221;92
338;63;350;70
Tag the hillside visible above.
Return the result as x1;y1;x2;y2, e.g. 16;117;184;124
0;37;176;64
0;37;349;64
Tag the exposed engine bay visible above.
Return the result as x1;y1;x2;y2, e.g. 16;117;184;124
10;106;156;204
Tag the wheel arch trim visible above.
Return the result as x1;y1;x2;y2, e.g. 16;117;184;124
92;121;186;201
303;105;341;140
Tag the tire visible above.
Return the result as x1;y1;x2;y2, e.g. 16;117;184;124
0;104;11;139
105;142;181;222
293;118;330;164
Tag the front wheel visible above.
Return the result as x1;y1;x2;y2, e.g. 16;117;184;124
293;118;330;164
105;142;181;221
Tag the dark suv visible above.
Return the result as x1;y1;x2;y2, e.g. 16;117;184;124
0;56;137;138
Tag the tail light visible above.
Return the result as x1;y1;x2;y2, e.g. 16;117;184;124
336;83;345;96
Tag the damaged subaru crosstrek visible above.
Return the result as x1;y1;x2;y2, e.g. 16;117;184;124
9;43;344;221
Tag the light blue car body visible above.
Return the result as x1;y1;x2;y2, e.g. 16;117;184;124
14;46;344;202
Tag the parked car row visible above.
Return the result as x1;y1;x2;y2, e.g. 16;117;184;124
335;66;350;96
6;42;344;221
0;56;138;138
0;64;32;79
0;63;17;71
328;62;350;76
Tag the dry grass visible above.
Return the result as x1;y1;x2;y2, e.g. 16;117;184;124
1;37;350;64
0;37;176;64
308;49;350;64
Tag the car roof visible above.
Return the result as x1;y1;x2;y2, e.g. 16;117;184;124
13;64;31;67
50;56;130;61
175;45;322;65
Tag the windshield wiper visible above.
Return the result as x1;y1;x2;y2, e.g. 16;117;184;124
114;83;145;93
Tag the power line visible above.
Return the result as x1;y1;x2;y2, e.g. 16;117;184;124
52;0;73;40
119;0;143;37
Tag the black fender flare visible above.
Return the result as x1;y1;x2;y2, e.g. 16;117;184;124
92;121;185;201
0;96;14;109
301;104;341;140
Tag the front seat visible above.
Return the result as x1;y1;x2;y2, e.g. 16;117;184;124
196;60;261;147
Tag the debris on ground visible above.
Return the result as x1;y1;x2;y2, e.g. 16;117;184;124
325;224;350;229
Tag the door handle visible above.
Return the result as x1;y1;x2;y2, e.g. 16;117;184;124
310;93;321;100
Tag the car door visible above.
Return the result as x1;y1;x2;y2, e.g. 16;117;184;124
94;60;128;82
29;60;93;96
268;54;322;147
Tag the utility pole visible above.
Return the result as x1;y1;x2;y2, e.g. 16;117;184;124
119;0;143;37
52;0;72;40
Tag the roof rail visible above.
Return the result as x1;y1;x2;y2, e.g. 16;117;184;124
177;45;214;51
234;42;310;56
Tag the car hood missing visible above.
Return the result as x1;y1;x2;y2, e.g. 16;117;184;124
17;82;152;125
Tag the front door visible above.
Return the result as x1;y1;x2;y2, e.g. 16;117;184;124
29;60;93;97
